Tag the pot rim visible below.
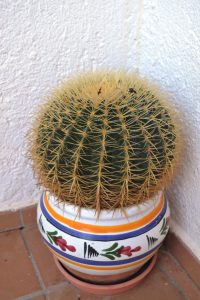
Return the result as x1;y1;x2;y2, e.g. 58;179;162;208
45;190;163;223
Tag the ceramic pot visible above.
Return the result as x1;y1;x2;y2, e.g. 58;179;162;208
37;190;170;283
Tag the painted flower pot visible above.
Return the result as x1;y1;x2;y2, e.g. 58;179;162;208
37;190;170;284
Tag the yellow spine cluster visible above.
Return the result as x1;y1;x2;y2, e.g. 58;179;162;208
29;71;180;212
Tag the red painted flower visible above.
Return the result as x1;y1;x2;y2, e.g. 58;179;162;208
118;246;141;257
66;245;76;252
54;237;76;252
54;237;67;251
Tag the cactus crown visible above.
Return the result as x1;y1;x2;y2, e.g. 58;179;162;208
30;71;179;212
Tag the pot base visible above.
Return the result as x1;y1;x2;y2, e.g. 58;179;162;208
65;264;141;284
53;252;158;296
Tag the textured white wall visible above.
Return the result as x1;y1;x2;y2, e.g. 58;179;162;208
139;0;200;260
1;1;200;258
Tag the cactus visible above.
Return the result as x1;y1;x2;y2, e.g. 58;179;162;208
30;71;179;212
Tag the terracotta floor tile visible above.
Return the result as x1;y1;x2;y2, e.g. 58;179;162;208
23;226;65;287
1;206;197;300
30;295;46;300
22;204;37;227
47;283;77;300
77;290;110;300
110;268;184;300
0;210;21;231
165;232;200;289
0;230;41;300
158;250;200;300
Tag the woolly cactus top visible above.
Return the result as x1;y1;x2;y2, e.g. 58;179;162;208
30;71;179;212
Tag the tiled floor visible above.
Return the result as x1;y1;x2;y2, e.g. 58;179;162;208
0;206;199;300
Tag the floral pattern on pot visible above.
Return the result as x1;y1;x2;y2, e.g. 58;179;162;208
83;242;142;261
101;243;142;260
37;191;170;276
39;216;76;253
47;231;76;252
160;216;170;235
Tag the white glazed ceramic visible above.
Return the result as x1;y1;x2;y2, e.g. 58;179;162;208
37;191;170;276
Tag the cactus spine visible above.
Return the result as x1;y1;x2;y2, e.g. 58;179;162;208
30;71;179;212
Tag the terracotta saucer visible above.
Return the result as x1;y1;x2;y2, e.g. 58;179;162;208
53;253;158;296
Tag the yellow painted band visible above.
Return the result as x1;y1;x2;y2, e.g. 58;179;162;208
48;246;157;271
44;192;164;234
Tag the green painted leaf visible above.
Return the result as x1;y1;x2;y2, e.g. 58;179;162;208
47;234;53;244
101;254;115;260
109;251;121;258
160;218;168;235
162;229;168;235
47;231;58;236
102;242;118;252
160;218;166;232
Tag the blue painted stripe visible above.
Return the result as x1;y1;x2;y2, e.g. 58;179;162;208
44;237;160;266
40;195;167;241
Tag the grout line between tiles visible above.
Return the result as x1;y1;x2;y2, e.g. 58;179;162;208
14;282;69;300
159;266;189;300
45;282;71;300
0;225;24;233
4;208;199;300
162;249;200;292
46;281;70;292
19;210;47;295
20;210;51;300
15;290;45;300
157;253;189;300
20;229;46;291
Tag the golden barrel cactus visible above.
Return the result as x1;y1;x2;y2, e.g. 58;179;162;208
30;71;179;212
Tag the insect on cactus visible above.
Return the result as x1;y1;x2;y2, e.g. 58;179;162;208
29;71;180;213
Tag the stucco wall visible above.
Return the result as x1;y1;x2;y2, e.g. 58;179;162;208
1;1;200;259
